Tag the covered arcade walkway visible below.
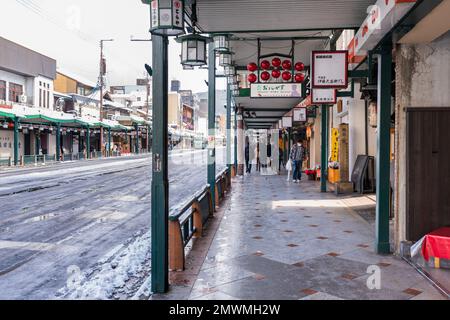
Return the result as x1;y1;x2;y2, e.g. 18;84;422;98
155;173;445;300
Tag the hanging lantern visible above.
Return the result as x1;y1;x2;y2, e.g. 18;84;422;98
177;34;208;66
272;57;281;68
260;60;271;70
295;62;305;72
248;73;257;83
247;62;258;72
232;89;240;96
149;0;185;36
282;71;292;81
231;83;239;91
227;75;237;85
294;73;305;83
282;60;292;70
272;69;281;79
224;65;235;77
219;51;233;66
213;34;230;52
260;71;271;82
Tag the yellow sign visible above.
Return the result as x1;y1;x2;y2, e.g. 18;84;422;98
330;128;339;162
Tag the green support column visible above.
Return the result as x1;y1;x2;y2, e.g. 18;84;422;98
321;105;328;192
13;118;19;166
108;127;111;157
226;84;232;180
208;42;216;208
56;123;61;161
375;42;392;254
135;123;139;155
86;126;90;159
151;34;169;294
234;108;238;169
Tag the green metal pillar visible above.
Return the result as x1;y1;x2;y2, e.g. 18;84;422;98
13;118;19;166
135;123;139;155
226;84;232;180
321;105;328;192
108;127;111;157
208;42;216;208
56;123;61;161
151;34;169;294
375;41;392;254
86;126;90;159
234;108;238;169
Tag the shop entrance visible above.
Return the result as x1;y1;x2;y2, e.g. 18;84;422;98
406;107;450;241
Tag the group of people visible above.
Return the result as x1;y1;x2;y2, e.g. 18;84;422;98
244;136;306;183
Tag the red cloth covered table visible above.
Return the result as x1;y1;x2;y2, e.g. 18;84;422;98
421;227;450;262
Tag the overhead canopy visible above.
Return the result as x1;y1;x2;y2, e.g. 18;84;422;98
191;0;375;33
187;0;380;129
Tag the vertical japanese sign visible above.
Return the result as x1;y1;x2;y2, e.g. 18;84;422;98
330;128;339;162
312;51;348;89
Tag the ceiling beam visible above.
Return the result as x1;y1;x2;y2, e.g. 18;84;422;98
207;27;359;35
243;108;292;112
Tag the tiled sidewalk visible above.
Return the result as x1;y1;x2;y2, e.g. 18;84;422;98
156;173;446;300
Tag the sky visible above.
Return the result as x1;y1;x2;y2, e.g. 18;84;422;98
0;0;222;93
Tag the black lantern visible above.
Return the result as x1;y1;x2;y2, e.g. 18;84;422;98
146;0;185;36
177;34;209;66
219;51;233;66
213;34;230;52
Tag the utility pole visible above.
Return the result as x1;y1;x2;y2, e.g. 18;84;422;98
131;37;152;151
99;39;114;155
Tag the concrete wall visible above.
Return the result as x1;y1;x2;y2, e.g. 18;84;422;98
394;31;450;251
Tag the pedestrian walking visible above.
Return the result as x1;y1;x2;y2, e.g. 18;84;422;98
245;137;252;174
290;139;305;183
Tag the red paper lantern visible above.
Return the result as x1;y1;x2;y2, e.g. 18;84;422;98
295;62;305;72
272;57;281;68
248;73;257;83
294;73;305;83
260;71;271;81
247;62;258;72
282;71;292;81
282;59;292;70
260;60;271;70
272;69;281;79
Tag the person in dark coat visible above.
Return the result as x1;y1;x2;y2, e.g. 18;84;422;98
245;137;252;173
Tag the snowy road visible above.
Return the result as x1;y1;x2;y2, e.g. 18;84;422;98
0;147;227;299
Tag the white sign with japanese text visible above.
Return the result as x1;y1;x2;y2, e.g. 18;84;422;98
282;116;292;128
312;88;337;104
293;108;307;122
251;83;303;98
312;51;348;89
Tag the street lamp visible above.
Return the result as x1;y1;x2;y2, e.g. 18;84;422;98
219;50;233;66
146;0;185;36
213;34;230;52
176;34;209;66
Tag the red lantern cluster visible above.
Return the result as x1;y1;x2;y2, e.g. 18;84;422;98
246;59;306;84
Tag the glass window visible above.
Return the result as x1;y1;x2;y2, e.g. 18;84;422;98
0;80;6;100
39;89;42;107
47;91;50;108
9;83;23;103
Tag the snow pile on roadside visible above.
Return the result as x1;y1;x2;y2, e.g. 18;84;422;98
56;230;151;300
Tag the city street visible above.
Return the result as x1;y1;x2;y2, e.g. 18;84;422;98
0;147;227;299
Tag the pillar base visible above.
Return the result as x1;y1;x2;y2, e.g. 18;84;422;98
237;164;244;176
376;242;391;255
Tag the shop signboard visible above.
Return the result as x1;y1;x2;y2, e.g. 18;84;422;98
182;104;194;130
330;128;339;162
251;83;303;98
293;108;307;122
312;51;348;89
354;0;417;56
311;88;337;104
282;116;292;128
